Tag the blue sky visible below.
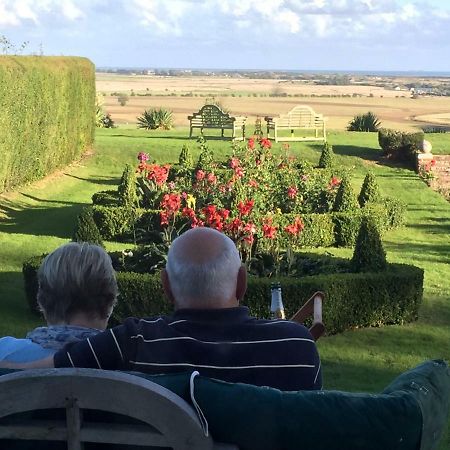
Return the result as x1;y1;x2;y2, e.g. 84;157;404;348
1;0;450;71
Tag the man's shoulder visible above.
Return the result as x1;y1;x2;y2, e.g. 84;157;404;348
248;318;314;339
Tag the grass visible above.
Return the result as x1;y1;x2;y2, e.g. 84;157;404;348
1;128;449;446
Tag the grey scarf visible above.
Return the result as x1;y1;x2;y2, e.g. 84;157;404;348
26;325;101;350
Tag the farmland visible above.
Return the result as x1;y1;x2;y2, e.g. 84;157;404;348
97;72;450;131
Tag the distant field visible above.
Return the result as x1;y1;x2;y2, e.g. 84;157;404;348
97;73;450;131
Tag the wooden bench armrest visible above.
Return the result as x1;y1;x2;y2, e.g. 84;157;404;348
290;291;325;341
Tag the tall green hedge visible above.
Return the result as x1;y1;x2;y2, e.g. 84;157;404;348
22;256;423;334
0;56;95;192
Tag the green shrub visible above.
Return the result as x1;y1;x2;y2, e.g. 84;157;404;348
358;171;381;207
332;211;362;246
351;217;387;272
0;56;95;193
196;138;214;171
22;254;46;313
333;178;359;212
137;108;173;130
92;205;141;240
92;190;120;207
73;207;104;247
378;128;424;168
318;142;335;168
179;144;193;168
347;112;381;132
21;258;424;334
118;164;139;207
380;197;406;228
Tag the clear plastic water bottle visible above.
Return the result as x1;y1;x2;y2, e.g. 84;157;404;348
270;282;285;319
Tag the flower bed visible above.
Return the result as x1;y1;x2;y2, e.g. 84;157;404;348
91;138;405;258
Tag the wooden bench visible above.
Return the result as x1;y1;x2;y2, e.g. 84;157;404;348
265;105;326;142
188;105;246;141
0;368;237;450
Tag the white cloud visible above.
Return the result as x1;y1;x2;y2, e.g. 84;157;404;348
60;1;84;20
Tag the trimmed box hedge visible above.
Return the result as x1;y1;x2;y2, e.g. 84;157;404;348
91;199;405;248
0;56;95;192
23;256;423;335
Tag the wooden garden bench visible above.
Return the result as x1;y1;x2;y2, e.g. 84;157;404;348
188;105;246;141
0;368;237;450
265;105;326;142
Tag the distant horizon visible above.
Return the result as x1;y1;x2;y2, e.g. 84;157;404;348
96;67;450;77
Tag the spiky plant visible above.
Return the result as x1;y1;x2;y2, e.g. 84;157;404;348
333;177;359;212
137;108;173;130
318;142;334;168
358;172;381;207
351;217;387;272
347;112;381;132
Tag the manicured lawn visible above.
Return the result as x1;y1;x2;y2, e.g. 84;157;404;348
1;128;449;446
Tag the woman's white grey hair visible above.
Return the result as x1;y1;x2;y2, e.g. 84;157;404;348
166;228;241;307
37;242;118;324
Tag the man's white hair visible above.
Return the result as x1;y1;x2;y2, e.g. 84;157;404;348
166;228;241;308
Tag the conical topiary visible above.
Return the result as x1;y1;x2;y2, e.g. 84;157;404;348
333;177;359;212
358;171;381;207
196;137;214;171
73;207;104;247
118;164;139;207
179;144;193;168
318;142;334;168
351;216;387;272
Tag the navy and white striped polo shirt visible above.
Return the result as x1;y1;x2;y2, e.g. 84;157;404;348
54;307;322;391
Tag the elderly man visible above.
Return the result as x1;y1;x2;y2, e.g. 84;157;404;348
2;228;322;391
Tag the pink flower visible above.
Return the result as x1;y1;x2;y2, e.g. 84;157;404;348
230;157;241;169
284;217;305;236
207;172;217;184
234;167;245;178
287;186;298;199
247;138;255;150
137;152;149;162
196;170;205;181
248;179;258;188
259;138;272;149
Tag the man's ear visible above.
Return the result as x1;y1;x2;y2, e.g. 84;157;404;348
161;269;175;304
236;265;247;302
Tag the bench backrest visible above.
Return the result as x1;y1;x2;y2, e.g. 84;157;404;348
0;368;219;450
191;104;234;126
276;105;324;127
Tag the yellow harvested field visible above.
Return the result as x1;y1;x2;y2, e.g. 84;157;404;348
97;74;450;131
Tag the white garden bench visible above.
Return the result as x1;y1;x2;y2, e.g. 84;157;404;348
265;105;326;142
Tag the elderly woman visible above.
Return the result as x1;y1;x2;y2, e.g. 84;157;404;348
0;242;118;362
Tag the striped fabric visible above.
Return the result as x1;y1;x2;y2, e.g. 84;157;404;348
54;307;322;391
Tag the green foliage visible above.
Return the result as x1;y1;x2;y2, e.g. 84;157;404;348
358;171;381;206
22;257;423;334
333;178;359;212
0;56;95;192
92;205;142;240
380;197;406;228
178;144;193;168
72;207;104;247
351;217;387;272
118;164;139;207
196;137;214;170
318;142;335;168
92;190;120;206
348;112;381;132
332;212;362;247
137;108;174;130
117;94;129;106
378;128;424;168
22;254;46;313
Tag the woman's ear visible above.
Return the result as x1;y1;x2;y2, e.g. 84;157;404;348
161;269;175;304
